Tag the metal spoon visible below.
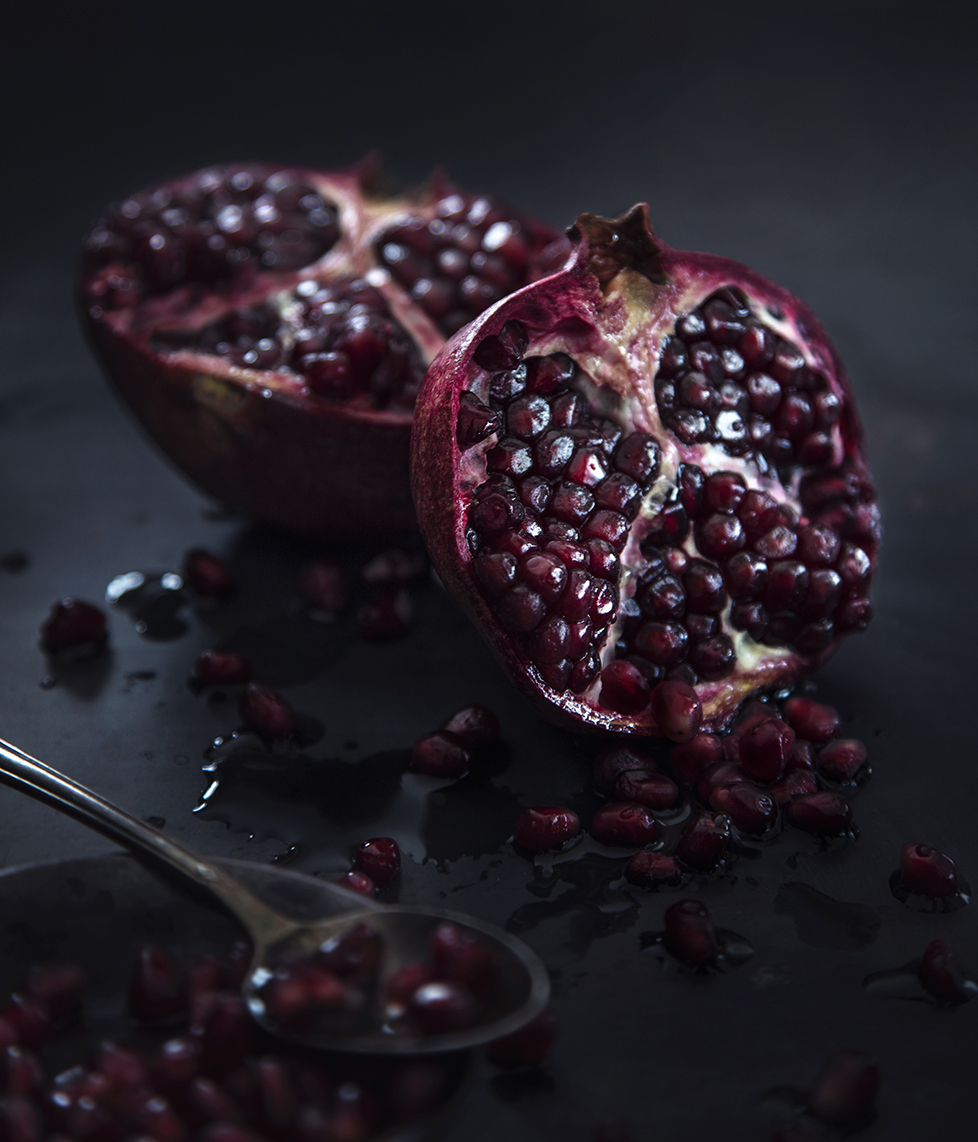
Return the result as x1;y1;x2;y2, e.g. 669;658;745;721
0;736;549;1054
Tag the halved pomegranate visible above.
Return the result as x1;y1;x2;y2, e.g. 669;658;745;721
80;159;562;541
412;207;879;733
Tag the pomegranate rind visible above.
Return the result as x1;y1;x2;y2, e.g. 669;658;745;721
80;162;561;542
412;206;876;734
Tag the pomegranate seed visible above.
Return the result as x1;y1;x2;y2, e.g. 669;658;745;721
599;660;651;714
429;922;497;996
457;390;501;447
357;589;413;639
317;922;384;983
670;733;723;785
152;1037;201;1092
195;994;254;1075
487;1010;558;1066
474;321;528;370
696;759;749;804
806;1050;880;1125
335;870;376;896
738;716;795;780
816;738;868;783
0;1022;15;1051
441;703;500;746
788;738;815;769
768;767;818;805
0;1045;44;1096
664;900;718;965
130;946;188;1024
24;963;85;1019
362;547;425;586
195;649;253;686
624;851;682;888
786;791;852;834
238;683;296;738
919;939;970;1003
261;963;348;1030
184;550;232;596
0;1097;41;1142
614;770;680;811
514;806;581;852
590;802;658;847
386;962;432;1008
188;955;226;997
593;744;659;792
408;981;481;1035
200;1125;263;1142
412;730;470;778
187;1075;243;1126
299;557;347;610
782;695;839;742
352;837;400;887
675;812;731;871
709;783;776;833
649;679;702;742
39;598;107;652
899;842;959;897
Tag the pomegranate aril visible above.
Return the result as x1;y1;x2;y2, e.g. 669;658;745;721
614;770;680;811
670;734;723;785
496;584;545;633
130;946;188;1024
816;738;867;783
899;842;959;897
474;321;528;371
514;806;581;852
675;812;731;871
24;964;85;1019
590;802;658;847
412;731;470;778
710;783;776;834
40;599;107;652
769;767;818;805
807;1051;880;1126
593;744;658;792
429;922;497;996
520;552;567;604
357;589;413;639
362;548;424;587
441;704;499;746
624;851;682;888
196;995;255;1074
408;982;480;1035
335;870;376;897
695;513;746;560
650;680;702;742
599;661;651;714
786;791;852;834
196;649;253;686
488;1010;558;1067
664;900;718;965
0;1045;44;1097
184;550;231;596
238;683;295;738
739;717;795;780
919;939;970;1003
352;837;400;888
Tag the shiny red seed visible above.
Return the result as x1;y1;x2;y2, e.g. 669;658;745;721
919;939;969;1002
899;842;959;897
649;680;702;742
738;717;795;780
238;683;296;738
441;703;500;746
357;589;413;639
129;946;188;1024
514;806;581;852
782;695;840;742
599;660;652;714
488;1009;558;1066
816;739;868;783
807;1050;880;1125
412;730;471;778
299;557;347;610
353;837;400;887
664;900;718;965
335;870;376;896
768;767;818;805
24;963;85;1019
670;733;723;785
387;962;432;1008
696;760;749;804
786;792;852;834
40;598;107;652
0;1045;44;1096
590;802;658;847
195;994;254;1075
195;649;253;686
675;813;731;871
408;981;481;1035
429;922;497;996
614;770;680;811
593;744;658;792
624;851;682;888
184;550;232;596
710;783;776;834
362;547;425;586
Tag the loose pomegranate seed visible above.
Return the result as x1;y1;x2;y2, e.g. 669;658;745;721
782;695;840;742
335;870;376;896
599;660;651;714
195;994;255;1074
738;716;795;780
260;963;348;1030
590;803;659;847
317;923;384;987
649;680;702;742
786;791;852;834
514;806;581;852
299;558;347;610
441;703;500;746
593;743;659;791
624;851;682;888
129;946;188;1024
696;760;750;804
408;981;481;1035
386;962;432;1009
238;683;296;738
412;730;471;778
806;1050;880;1125
670;733;723;785
768;767;818;805
429;922;498;997
709;783;777;834
488;1010;558;1066
614;770;680;811
357;589;413;639
152;1037;202;1092
919;939;970;1003
816;738;868;783
664;900;719;965
184;550;232;596
39;598;107;652
898;842;959;897
675;813;731;871
352;837;400;887
195;649;253;685
24;963;85;1019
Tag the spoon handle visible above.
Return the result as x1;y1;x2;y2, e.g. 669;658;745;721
0;737;293;946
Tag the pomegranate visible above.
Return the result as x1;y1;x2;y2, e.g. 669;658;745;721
80;160;562;542
412;206;878;733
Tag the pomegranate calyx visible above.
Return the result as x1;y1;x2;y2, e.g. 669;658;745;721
571;205;667;287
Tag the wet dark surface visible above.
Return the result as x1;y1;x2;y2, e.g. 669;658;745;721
2;5;977;1140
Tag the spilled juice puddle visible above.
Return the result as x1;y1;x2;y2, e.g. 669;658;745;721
774;881;880;950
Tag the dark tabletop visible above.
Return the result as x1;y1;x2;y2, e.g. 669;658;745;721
1;3;976;1139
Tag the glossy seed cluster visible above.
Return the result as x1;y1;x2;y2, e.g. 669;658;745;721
153;279;424;409
462;322;659;693
654;287;842;475
84;164;340;303
377;193;554;336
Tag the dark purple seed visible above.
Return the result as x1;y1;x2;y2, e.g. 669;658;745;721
496;584;545;632
739;717;795;780
641;575;686;620
525;353;574;395
649;679;702;742
746;372;782;414
710;783;776;833
753;524;798;560
614;770;680;810
624;851;682;888
457;391;501;447
524;615;570;664
643;501;690;546
633;622;689;667
817;739;868;783
408;982;481;1035
614;433;660;483
520;551;567;604
590;803;659;847
594;472;641;516
474;321;528;370
675;812;731;871
725;551;768;600
703;471;746;513
764;560;809;610
664;900;718;965
353;837;400;887
550;481;595;524
786;792;852;834
730;601;767;640
412;731;471;778
919;939;969;1003
670;733;724;785
695;514;745;560
599;661;651;714
688;635;735;681
506;393;551;439
130;946;188;1024
683;560;726;612
514;806;581;852
899;843;959;897
195;649;253;686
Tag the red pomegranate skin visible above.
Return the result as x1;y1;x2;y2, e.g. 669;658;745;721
80;161;562;543
412;206;877;734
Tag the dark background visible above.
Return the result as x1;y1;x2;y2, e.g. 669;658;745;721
1;3;977;1139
